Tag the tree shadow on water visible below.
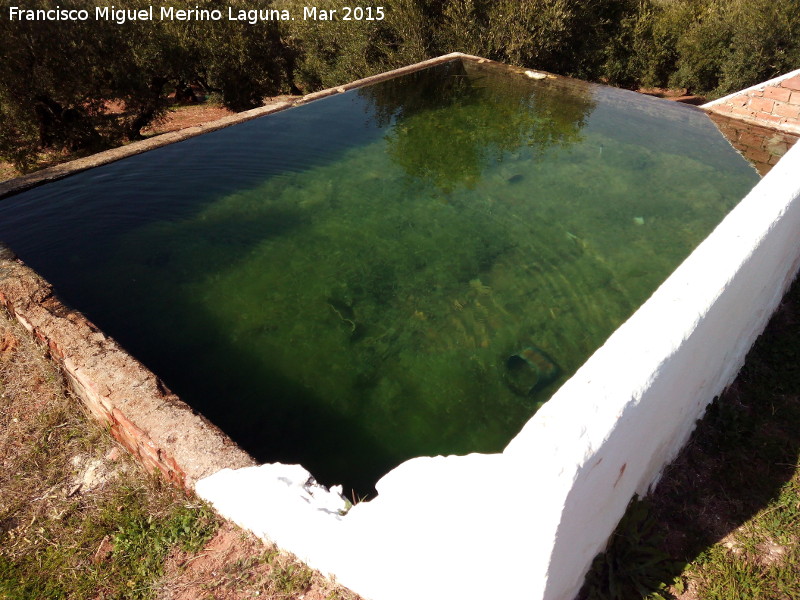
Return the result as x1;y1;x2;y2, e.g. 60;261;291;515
96;208;401;498
165;326;400;498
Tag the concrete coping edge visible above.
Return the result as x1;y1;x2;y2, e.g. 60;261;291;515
0;243;256;489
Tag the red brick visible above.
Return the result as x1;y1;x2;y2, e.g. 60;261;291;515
791;90;800;105
768;154;782;165
780;75;800;91
723;129;741;142
749;96;775;113
746;124;772;137
755;162;772;176
714;123;736;136
728;94;750;106
720;133;741;147
730;106;756;117
773;101;800;119
757;113;784;124
763;86;793;102
747;148;771;163
739;131;766;148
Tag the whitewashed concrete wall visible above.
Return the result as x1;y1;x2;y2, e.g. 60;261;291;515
197;116;800;600
522;137;800;598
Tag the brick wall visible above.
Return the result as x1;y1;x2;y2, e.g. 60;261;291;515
708;112;800;176
704;70;800;134
0;244;255;489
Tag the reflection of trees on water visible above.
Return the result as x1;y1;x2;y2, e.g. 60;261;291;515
358;59;597;192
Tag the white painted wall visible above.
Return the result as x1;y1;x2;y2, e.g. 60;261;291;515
197;132;800;600
528;138;800;598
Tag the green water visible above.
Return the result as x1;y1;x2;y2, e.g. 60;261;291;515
0;60;759;493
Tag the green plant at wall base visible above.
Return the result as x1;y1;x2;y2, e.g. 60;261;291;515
1;478;218;600
108;498;218;599
580;496;685;600
272;563;315;595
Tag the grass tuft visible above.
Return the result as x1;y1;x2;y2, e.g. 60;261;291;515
580;497;684;600
1;306;361;600
0;310;219;600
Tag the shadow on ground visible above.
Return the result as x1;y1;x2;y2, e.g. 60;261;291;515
580;274;800;599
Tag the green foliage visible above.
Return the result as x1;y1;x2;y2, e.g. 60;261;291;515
1;476;218;600
109;495;217;599
668;0;735;94
602;0;693;88
693;546;771;600
0;0;287;170
279;0;433;90
581;497;683;600
282;0;384;89
435;0;490;56
714;0;800;96
272;562;314;594
192;0;286;110
483;0;573;69
0;554;68;600
668;0;800;96
0;2;108;168
2;0;800;171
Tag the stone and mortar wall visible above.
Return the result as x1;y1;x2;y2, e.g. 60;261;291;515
0;244;254;488
704;69;800;134
708;112;799;176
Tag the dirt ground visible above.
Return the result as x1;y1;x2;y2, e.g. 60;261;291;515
142;104;235;135
0;307;361;600
0;99;355;599
157;522;358;600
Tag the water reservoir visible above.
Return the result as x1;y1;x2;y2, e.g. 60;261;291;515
0;59;759;494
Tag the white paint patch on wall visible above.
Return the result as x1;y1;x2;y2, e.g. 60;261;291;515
197;141;800;600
